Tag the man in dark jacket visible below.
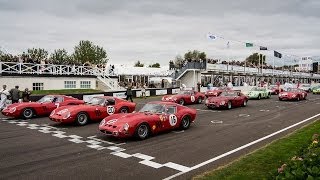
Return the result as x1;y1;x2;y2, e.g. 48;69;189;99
22;88;31;102
126;83;133;102
10;86;20;103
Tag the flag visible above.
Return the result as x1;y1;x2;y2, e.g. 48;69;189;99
274;51;282;58
260;46;267;50
227;41;230;49
207;33;216;40
246;43;253;47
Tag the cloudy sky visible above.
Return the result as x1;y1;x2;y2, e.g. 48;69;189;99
0;0;319;66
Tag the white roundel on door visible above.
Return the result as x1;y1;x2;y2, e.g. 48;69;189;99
191;96;195;102
107;106;115;115
169;114;178;126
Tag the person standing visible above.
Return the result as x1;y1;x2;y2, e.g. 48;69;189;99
197;82;201;92
141;83;146;99
126;83;133;102
22;88;31;102
0;85;9;110
10;86;20;104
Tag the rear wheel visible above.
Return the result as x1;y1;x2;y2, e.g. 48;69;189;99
267;93;271;98
197;97;203;104
257;94;261;100
134;123;150;140
227;101;232;109
22;108;34;119
180;116;191;130
243;100;248;107
119;107;129;113
297;96;300;101
76;112;89;126
179;99;185;105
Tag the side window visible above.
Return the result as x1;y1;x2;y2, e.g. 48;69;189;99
166;106;176;114
106;99;116;106
56;97;64;103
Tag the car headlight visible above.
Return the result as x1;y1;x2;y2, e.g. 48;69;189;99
9;107;16;113
100;119;106;126
123;123;130;131
220;101;225;105
50;110;55;116
63;112;71;119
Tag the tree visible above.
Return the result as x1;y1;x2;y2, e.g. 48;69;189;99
174;55;184;68
245;53;266;66
50;49;70;65
149;63;160;68
134;60;144;67
184;50;206;62
27;48;48;62
73;40;108;65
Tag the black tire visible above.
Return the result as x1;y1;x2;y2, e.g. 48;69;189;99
257;94;261;100
297;96;300;101
243;100;248;107
275;91;278;95
279;98;282;101
227;101;232;109
76;112;89;126
21;108;34;119
197;97;203;104
179;99;185;105
180;115;191;130
119;107;129;113
134;123;150;140
267;93;271;98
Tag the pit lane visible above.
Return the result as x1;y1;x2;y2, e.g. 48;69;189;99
1;94;320;180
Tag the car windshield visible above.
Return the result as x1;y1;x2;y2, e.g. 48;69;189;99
220;91;237;97
178;91;190;95
251;87;265;91
287;88;298;92
37;95;55;103
301;84;310;87
139;103;165;114
87;97;105;106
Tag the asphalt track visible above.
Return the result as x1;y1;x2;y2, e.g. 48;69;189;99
1;94;320;180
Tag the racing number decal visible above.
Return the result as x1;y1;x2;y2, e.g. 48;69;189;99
107;106;115;115
55;103;60;108
169;114;178;126
191;96;195;102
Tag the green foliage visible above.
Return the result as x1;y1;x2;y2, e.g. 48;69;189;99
149;63;160;68
73;40;108;65
174;55;184;68
184;50;206;62
245;53;266;66
27;48;48;61
134;60;144;67
50;49;70;65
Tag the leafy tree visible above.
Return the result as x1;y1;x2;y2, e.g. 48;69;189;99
134;60;144;67
174;55;184;68
184;50;206;62
245;53;266;66
73;40;108;65
27;48;48;62
50;49;70;65
149;63;160;68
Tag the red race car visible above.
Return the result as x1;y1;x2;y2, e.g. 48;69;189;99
2;95;84;119
162;90;205;105
99;101;197;140
278;88;307;101
49;96;136;126
205;91;248;109
205;87;231;98
268;85;283;95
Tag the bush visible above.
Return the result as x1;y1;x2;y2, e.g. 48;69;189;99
274;134;320;179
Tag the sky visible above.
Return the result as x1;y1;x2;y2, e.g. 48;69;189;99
0;0;319;66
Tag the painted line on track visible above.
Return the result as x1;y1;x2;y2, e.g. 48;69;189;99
163;113;320;180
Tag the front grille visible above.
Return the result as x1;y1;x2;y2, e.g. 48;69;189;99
100;130;112;135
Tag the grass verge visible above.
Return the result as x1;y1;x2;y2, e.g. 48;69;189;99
31;89;104;95
194;119;320;180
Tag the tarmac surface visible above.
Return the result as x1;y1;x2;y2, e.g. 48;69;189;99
1;94;320;180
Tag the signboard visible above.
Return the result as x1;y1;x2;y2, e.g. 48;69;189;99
156;89;167;95
207;64;220;70
113;92;127;99
172;88;180;94
83;94;104;102
136;90;151;97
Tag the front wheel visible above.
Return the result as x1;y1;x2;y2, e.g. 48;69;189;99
76;112;89;126
179;99;185;105
227;101;232;109
119;107;129;113
257;94;261;100
267;93;271;98
297;96;300;101
197;97;203;104
243;100;248;107
22;108;34;119
134;123;150;140
180;116;191;130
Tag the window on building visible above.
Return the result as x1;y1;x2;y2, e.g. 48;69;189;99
33;83;44;91
64;81;76;89
80;81;91;89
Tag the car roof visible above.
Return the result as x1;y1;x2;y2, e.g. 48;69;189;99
148;101;178;106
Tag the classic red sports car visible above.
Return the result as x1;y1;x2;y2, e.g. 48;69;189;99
205;87;232;97
49;96;136;126
99;101;197;140
161;90;205;105
278;88;307;101
205;91;248;109
268;85;283;95
1;95;84;119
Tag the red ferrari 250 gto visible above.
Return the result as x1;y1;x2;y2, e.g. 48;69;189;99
278;88;307;101
161;90;205;105
205;91;248;109
2;95;84;119
205;87;231;98
99;101;197;140
49;96;136;125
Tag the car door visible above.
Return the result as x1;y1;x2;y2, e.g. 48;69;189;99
163;105;179;130
189;91;196;104
43;96;63;115
233;92;242;107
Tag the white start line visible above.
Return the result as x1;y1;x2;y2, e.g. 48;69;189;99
1;119;191;173
163;113;320;180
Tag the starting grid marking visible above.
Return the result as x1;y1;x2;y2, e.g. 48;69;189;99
1;119;191;173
